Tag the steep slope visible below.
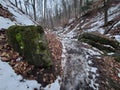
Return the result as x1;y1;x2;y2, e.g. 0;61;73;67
0;1;61;90
0;0;34;29
0;0;120;90
57;1;120;90
0;1;41;90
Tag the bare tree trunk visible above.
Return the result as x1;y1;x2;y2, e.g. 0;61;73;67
68;5;71;19
19;0;22;11
79;0;82;30
74;0;78;17
32;0;36;21
15;0;18;7
49;10;54;28
24;1;28;15
104;0;109;25
43;0;46;26
62;0;67;20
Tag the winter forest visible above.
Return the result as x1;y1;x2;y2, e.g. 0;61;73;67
8;0;104;27
0;0;120;90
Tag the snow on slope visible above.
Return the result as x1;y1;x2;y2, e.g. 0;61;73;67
81;3;120;44
0;1;61;90
82;3;120;34
0;0;34;29
56;2;120;90
0;59;61;90
0;1;41;90
0;59;40;90
0;16;15;29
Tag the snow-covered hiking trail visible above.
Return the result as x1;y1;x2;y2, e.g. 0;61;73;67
53;25;100;90
53;3;120;90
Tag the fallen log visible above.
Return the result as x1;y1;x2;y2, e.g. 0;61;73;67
78;33;120;53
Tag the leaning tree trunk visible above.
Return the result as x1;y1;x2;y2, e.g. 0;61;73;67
79;0;83;30
78;33;120;53
104;0;110;25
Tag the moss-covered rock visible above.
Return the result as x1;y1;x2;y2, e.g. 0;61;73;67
6;25;52;67
78;33;120;53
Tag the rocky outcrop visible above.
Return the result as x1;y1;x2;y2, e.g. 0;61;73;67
6;25;52;67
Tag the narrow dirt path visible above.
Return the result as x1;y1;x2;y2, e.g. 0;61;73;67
53;25;99;90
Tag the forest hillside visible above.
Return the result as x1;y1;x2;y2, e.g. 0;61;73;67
0;0;120;90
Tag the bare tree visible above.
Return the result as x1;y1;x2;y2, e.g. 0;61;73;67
79;0;83;30
19;0;22;11
24;0;29;15
43;0;47;26
103;0;110;25
15;0;18;7
31;0;36;21
74;0;78;17
62;0;67;18
49;10;54;28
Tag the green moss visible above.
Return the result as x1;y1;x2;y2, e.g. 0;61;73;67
79;33;119;49
81;38;115;53
6;25;52;67
16;33;24;49
78;33;120;53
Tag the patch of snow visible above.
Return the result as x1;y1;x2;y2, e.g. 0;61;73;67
106;34;111;36
0;16;15;29
103;45;114;49
89;74;99;90
118;73;120;78
44;76;61;90
91;67;97;73
108;4;120;15
0;60;41;90
113;21;120;28
92;47;104;54
114;35;120;43
16;57;22;61
83;48;101;56
107;52;114;55
88;60;92;64
108;3;120;21
116;68;120;78
98;28;105;34
82;42;89;46
68;18;75;24
61;40;67;69
96;56;101;59
84;18;105;34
